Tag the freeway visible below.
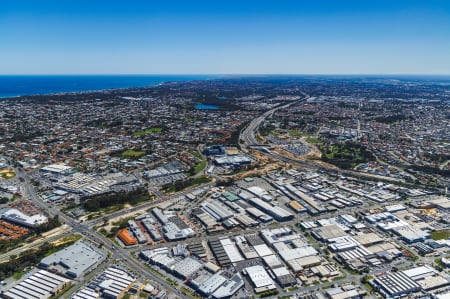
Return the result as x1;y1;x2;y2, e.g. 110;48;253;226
239;93;308;150
238;94;446;194
238;101;425;188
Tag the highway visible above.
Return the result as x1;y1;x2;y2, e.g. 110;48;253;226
6;97;442;299
237;98;437;190
240;95;308;150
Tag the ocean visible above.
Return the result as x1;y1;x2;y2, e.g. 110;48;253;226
0;75;215;98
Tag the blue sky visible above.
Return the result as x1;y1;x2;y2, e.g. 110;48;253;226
1;0;449;74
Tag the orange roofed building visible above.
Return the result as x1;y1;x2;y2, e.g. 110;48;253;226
117;228;138;246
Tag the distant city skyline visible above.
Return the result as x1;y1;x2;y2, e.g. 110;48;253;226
1;0;450;75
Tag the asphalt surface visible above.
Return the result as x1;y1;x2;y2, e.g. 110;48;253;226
15;167;190;299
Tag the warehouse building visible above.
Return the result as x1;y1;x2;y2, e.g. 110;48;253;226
235;214;259;227
195;272;228;296
211;273;244;299
288;200;307;213
325;285;366;299
39;240;105;278
128;220;147;244
403;265;450;292
208;239;231;266
392;226;430;243
202;202;233;221
40;164;74;175
141;217;163;241
3;269;71;299
214;155;252;166
373;272;420;298
244;265;276;293
247;197;294;222
246;207;273;222
162;221;195;241
0;208;48;228
220;238;245;263
152;208;195;241
311;224;347;242
271;267;296;288
172;257;204;279
72;267;135;299
247;186;273;202
260;227;302;245
282;184;325;214
71;287;98;299
117;228;138;246
188;242;207;259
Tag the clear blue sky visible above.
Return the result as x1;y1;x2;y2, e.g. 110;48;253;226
1;0;450;74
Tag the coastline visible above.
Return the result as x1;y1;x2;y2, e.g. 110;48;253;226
0;75;215;99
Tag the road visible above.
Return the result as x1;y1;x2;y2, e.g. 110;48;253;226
240;94;308;150
86;181;214;227
238;96;445;194
7;97;443;299
0;227;72;262
15;167;190;299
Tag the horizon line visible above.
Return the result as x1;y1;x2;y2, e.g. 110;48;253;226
1;73;450;77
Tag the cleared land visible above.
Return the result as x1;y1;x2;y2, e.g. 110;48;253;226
431;229;450;240
121;149;146;159
0;169;15;179
133;127;163;136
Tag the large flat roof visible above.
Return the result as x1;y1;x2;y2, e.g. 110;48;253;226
245;265;275;289
40;240;104;278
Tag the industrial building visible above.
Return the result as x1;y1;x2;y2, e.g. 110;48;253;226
325;285;366;299
247;197;294;222
288;200;307;213
211;274;244;299
141;216;163;241
373;272;421;298
204;145;226;156
117;228;138;246
311;224;347;241
208;239;231;266
71;266;135;299
40;164;74;175
71;287;99;299
403;265;450;292
245;207;273;222
39;240;105;278
172;257;203;279
128;220;147;243
191;272;227;296
246;186;272;202
3;269;71;299
152;208;195;241
202;202;234;221
218;238;244;263
188;242;207;259
271;266;297;288
392;226;430;243
214;155;252;166
364;212;409;231
0;208;48;228
244;265;277;293
260;227;302;245
55;171;140;197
